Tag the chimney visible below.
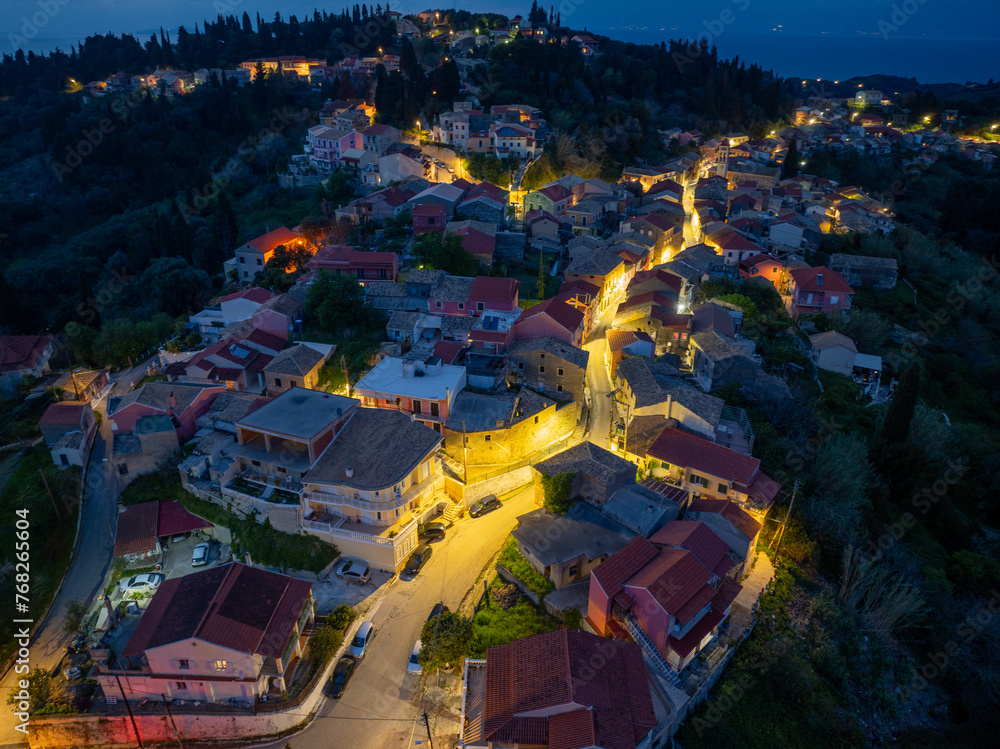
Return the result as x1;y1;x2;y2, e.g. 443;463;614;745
244;552;253;567
816;273;823;286
169;392;177;410
665;393;672;420
346;466;354;478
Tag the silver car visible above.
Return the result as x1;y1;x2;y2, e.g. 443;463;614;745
336;560;371;584
192;542;210;567
118;573;164;595
348;621;377;659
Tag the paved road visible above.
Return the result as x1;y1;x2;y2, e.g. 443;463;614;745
257;487;539;749
0;367;142;747
680;176;699;251
0;421;118;748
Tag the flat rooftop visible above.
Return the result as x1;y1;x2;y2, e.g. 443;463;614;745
236;388;357;441
353;357;466;401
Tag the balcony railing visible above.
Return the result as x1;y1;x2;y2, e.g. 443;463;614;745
302;517;417;547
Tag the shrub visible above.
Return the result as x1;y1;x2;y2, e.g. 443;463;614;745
498;538;554;594
419;611;474;671
308;624;344;665
541;471;576;515
327;604;355;631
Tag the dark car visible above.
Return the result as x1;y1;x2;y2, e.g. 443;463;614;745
327;656;357;698
469;495;502;518
404;544;433;575
427;602;449;621
418;522;446;541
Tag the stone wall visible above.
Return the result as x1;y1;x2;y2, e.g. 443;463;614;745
442;400;579;467
462;465;535;504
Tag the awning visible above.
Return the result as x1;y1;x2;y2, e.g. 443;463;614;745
853;353;882;371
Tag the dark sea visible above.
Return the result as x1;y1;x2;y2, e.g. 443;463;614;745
604;31;999;85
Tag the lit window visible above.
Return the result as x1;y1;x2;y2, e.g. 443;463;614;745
214;660;228;671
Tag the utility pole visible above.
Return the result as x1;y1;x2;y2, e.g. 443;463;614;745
462;419;468;483
162;694;183;749
116;675;143;748
422;711;435;749
771;480;798;559
39;469;62;523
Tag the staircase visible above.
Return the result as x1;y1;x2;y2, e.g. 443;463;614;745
624;614;681;686
443;499;465;525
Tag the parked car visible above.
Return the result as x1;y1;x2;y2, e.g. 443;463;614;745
192;542;210;567
348;621;377;659
418;522;446;541
327;656;357;697
427;602;449;621
118;573;164;595
407;639;423;675
469;495;502;518
336;560;371;584
404;544;433;575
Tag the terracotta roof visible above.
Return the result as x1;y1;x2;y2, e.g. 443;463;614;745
650;520;733;579
245;227;299;255
628;268;683;294
483;630;656;749
113;502;159;556
157;501;212;537
0;335;53;374
625;547;717;623
122;563;312;659
606;329;654;352
412;203;447;216
515;297;584;336
789;265;853;294
470;276;518;302
432;340;464;365
110;382;221;417
242;328;287;353
809;330;857;352
647;426;760;485
219;287;274;304
591;536;659;603
618;290;678;314
40;403;88;426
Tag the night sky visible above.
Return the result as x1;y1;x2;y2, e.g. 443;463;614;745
4;0;998;82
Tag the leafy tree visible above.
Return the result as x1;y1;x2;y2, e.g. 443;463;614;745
414;232;480;276
63;600;87;633
537;250;545;300
185;331;203;349
541;472;576;515
327;604;355;631
64;321;97;364
306;270;366;334
307;623;344;665
782;138;799;179
419;611;474;671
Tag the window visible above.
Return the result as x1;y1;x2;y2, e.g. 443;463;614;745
239;257;245;263
176;682;188;690
277;466;287;473
243;270;250;278
534;416;539;424
458;302;464;310
214;660;228;671
256;258;263;266
568;565;579;577
252;460;261;467
830;295;839;305
177;660;191;670
435;301;442;309
376;512;382;521
274;378;282;388
539;365;546;373
557;384;563;392
689;474;709;488
557;368;564;376
539;353;545;359
718;483;728;493
518;362;524;370
413;400;422;414
485;434;491;442
118;464;128;476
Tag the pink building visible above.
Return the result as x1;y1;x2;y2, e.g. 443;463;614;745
587;525;742;672
512;296;586;347
412;204;447;235
352;356;466;434
305;244;399;284
739;253;784;290
787;266;854;317
108;382;226;443
468;276;519;314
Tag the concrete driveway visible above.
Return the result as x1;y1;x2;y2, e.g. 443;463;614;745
256;485;540;749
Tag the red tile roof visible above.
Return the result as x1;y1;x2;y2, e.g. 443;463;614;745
687;499;763;539
625;547;716;622
40;403;88;427
247;227;299;255
123;563;311;659
538;184;571;202
558;279;601;300
0;335;53;374
517;296;585;335
606;329;654;352
432;340;464;365
591;536;659;603
618;290;677;313
242;328;287;352
483;630;656;749
113;502;159;557
647;426;760;485
470;276;518;302
157;501;212;537
412;204;447;216
789;265;853;294
220;287;275;304
650;520;733;580
628;268;683;294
